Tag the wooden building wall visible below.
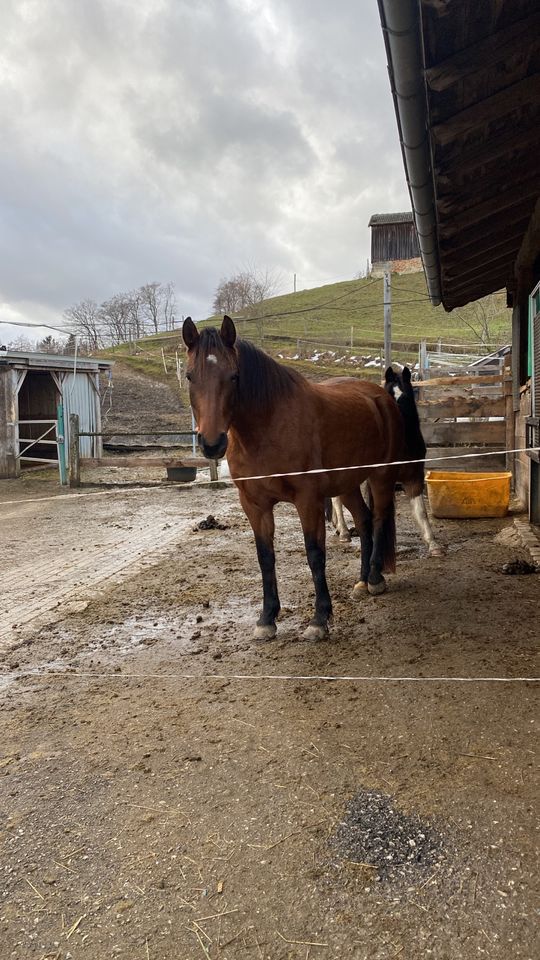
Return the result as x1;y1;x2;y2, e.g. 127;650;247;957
371;221;420;263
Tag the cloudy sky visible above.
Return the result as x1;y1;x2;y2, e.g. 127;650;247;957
0;0;409;344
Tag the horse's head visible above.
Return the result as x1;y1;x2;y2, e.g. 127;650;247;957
384;365;414;405
182;315;239;460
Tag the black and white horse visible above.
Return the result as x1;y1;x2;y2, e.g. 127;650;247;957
330;366;445;557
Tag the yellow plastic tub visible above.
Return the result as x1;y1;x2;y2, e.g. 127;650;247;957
425;470;512;519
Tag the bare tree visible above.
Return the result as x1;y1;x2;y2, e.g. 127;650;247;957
213;267;283;315
99;293;134;345
456;294;507;350
64;281;177;348
6;334;35;351
139;282;161;334
162;281;176;331
126;288;145;340
64;299;102;351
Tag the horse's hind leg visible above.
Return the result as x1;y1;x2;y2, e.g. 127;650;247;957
239;493;280;640
402;477;446;557
297;496;332;641
330;497;352;542
364;476;397;595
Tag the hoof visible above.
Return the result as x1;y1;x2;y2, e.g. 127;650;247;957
303;623;329;642
253;623;277;642
352;580;368;598
367;577;387;596
428;545;446;558
338;533;352;543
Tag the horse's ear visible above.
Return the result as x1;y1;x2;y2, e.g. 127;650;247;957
402;366;412;383
182;317;199;349
385;366;396;383
220;315;237;348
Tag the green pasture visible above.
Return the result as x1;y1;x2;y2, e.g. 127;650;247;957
100;273;511;387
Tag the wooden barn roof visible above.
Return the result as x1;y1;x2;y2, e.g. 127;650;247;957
378;0;540;310
368;212;414;226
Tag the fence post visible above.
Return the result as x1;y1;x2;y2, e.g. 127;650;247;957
383;267;392;367
69;413;81;488
504;355;514;478
209;460;219;482
56;402;67;486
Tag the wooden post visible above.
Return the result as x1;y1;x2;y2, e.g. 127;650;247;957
69;413;81;488
384;267;392;368
209;460;219;482
56;402;67;486
0;367;18;478
504;354;515;477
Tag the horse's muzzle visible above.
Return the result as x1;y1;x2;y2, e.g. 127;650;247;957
199;432;228;460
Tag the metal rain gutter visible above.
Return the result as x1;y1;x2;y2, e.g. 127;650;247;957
377;0;442;305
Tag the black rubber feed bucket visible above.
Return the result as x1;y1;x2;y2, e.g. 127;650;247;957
166;466;197;483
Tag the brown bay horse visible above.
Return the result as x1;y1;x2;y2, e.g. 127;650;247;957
183;315;405;641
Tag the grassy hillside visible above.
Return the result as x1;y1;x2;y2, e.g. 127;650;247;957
100;273;511;388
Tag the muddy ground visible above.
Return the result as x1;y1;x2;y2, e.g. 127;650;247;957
0;476;539;960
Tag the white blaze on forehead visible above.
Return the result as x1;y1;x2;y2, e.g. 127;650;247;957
392;385;403;400
207;354;218;364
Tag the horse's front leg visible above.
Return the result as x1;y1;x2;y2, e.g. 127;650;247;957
239;493;280;641
297;496;332;641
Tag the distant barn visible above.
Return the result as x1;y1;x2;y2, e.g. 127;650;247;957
369;212;421;276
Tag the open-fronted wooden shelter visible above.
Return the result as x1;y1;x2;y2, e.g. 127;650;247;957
377;0;540;521
0;350;112;479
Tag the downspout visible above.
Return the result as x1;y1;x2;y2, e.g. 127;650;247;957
377;0;442;305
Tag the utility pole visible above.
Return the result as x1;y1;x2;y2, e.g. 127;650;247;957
293;273;297;293
383;266;392;368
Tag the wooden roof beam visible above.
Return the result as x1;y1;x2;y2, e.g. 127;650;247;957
438;209;531;253
442;260;515;296
431;74;540;147
444;251;517;284
441;234;524;274
440;227;527;266
436;150;539;200
438;170;540;217
433;120;540;177
444;283;507;310
425;12;540;92
437;192;538;237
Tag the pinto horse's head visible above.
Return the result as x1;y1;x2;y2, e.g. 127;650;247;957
182;315;239;460
384;365;414;405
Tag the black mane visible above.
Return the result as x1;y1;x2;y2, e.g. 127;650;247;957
235;339;303;415
195;328;303;417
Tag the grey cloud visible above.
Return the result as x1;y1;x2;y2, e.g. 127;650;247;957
0;0;408;333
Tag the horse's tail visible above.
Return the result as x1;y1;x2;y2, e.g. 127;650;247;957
365;481;396;575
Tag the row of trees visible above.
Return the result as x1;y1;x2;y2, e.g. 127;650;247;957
65;270;283;352
6;333;77;354
64;281;177;351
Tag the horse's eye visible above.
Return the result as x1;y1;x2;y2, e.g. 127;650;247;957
186;372;193;383
231;374;239;384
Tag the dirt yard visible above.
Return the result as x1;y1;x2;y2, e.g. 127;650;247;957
0;471;538;960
